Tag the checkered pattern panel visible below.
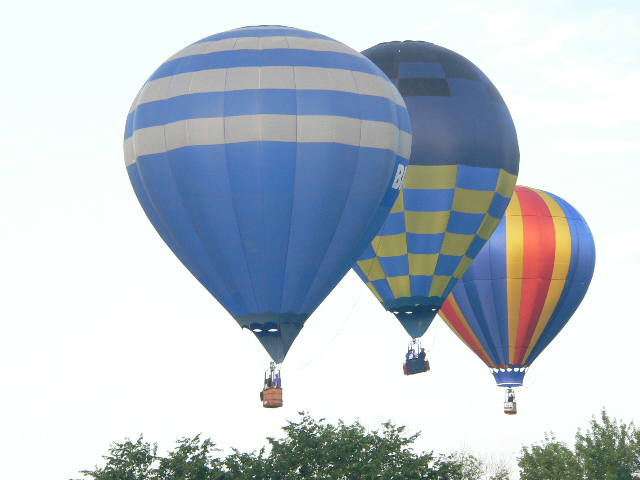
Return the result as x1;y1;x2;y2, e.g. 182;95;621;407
355;164;517;305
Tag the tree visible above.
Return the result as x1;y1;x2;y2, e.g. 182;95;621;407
256;413;462;479
518;409;640;480
575;410;640;480
81;436;158;480
81;413;489;479
518;434;581;480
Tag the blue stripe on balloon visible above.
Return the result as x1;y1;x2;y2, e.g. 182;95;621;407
453;281;502;364
378;211;406;236
128;90;406;137
527;196;595;363
371;279;394;300
466;235;488;259
407;232;445;255
434;254;460;276
404;188;454;212
448;78;493;103
487;192;511;219
358;244;377;261
378;256;409;277
124;111;135;139
448;211;486;235
399;62;446;79
410;275;433;297
149;49;380;83
456;165;500;191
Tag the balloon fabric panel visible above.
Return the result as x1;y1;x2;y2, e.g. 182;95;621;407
125;26;411;363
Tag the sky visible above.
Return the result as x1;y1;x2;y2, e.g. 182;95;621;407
1;0;639;478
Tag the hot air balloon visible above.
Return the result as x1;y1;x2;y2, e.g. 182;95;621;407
439;186;596;413
352;41;519;372
124;26;411;405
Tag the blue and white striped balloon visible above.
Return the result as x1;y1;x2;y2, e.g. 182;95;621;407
124;26;411;363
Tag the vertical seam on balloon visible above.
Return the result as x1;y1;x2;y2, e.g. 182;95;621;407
280;35;296;329
223;36;261;315
257;36;270;317
165;47;240;307
487;224;508;366
297;39;362;314
170;37;246;316
136;51;223;300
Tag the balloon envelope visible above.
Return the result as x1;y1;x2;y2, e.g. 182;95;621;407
353;41;519;338
439;186;596;386
124;26;411;363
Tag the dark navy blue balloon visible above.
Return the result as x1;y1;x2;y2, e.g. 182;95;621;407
354;41;519;340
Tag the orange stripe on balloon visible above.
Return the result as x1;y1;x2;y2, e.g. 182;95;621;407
522;189;572;363
505;189;524;364
440;297;494;366
514;187;555;364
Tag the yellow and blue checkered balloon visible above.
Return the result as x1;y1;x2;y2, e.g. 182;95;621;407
353;41;519;338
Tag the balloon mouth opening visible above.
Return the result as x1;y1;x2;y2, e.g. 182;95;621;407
390;304;439;316
491;366;528;387
249;322;279;336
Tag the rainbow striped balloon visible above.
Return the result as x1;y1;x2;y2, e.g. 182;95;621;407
439;186;596;386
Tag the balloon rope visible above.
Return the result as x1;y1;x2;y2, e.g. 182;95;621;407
424;316;439;353
518;326;569;394
281;218;394;373
281;277;368;374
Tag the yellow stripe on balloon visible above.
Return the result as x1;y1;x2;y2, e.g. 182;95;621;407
403;164;458;189
356;257;386;281
453;256;473;279
429;274;451;298
408;253;438;276
388;275;411;298
441;233;474;256
495;170;518;198
505;192;524;364
405;211;450;234
476;215;501;240
452;188;494;214
522;190;572;364
374;233;407;257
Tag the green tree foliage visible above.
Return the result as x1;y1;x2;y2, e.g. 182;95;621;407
518;434;581;480
574;410;640;480
82;413;491;480
518;409;640;480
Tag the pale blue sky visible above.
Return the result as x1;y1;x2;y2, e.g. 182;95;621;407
1;1;638;479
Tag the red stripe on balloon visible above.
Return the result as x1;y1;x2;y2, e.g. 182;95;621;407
441;300;494;367
514;188;556;364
